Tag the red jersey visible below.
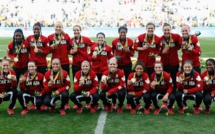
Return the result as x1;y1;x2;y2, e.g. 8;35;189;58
159;33;181;66
43;69;71;94
179;35;201;67
101;69;126;95
150;71;173;94
19;72;45;95
74;70;99;95
88;43;114;74
48;33;70;65
134;34;161;67
7;41;29;69
201;70;215;94
112;37;134;66
70;36;94;66
176;70;203;94
0;70;17;93
127;72;150;97
26;35;49;67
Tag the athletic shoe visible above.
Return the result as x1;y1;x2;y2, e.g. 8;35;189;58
178;108;184;114
85;103;91;109
149;105;153;110
117;106;123;114
90;107;96;113
41;104;47;111
153;108;161;115
136;104;142;110
76;105;84;114
198;105;203;111
64;103;71;110
204;108;210;114
183;104;188;110
103;105;108;111
193;107;200;114
112;104;117;110
7;108;14;115
130;109;136;114
73;104;78;109
21;109;28;115
59;109;66;115
161;102;167;109
49;107;55;113
95;105;100;110
28;104;36;110
108;105;113;112
144;108;150;114
167;108;174;114
126;104;131;110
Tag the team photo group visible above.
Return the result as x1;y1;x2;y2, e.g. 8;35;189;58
1;21;214;116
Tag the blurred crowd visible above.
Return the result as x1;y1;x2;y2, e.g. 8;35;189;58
0;0;215;28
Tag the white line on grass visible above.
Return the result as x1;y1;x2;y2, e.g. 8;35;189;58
94;111;107;134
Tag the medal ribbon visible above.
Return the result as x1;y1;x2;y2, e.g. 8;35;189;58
27;72;37;82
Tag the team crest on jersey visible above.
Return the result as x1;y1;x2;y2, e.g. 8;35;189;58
135;38;139;43
196;75;201;81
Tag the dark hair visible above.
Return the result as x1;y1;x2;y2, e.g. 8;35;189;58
118;26;128;33
96;32;105;38
133;61;145;72
162;23;171;29
206;58;215;66
13;28;25;51
146;22;155;28
73;25;82;30
33;22;41;29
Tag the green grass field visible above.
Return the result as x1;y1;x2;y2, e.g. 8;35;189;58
0;37;215;134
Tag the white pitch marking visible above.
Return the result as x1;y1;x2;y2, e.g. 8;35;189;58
94;111;107;134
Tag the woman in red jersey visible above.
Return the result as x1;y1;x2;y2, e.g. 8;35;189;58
8;28;29;83
159;23;181;91
179;24;202;74
18;61;45;115
150;62;175;115
100;58;126;113
175;60;203;114
43;58;71;115
69;25;94;78
127;61;151;114
201;58;215;114
0;57;17;115
48;21;70;74
134;22;161;76
89;32;114;82
70;60;100;113
26;22;49;74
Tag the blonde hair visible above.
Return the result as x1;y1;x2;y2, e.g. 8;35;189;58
52;58;63;84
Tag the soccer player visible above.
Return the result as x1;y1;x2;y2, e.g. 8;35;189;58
127;61;151;114
175;60;203;114
70;60;100;113
88;32;114;82
18;61;45;115
69;25;94;78
0;57;17;114
100;58;126;113
43;58;71;115
201;58;215;114
159;23;181;91
26;22;49;74
134;22;161;76
8;28;29;83
150;62;175;115
179;24;202;74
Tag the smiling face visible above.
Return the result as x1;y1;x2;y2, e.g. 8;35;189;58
14;32;23;43
97;34;105;45
52;59;61;72
28;62;37;74
154;63;163;74
2;60;10;73
73;26;81;38
54;22;63;34
33;25;41;37
181;26;190;39
108;59;118;73
81;62;90;74
135;65;144;76
206;60;215;73
163;25;171;38
146;25;155;36
119;29;127;40
183;63;193;74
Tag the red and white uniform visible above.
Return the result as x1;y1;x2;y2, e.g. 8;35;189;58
70;36;94;66
201;71;215;94
26;35;49;67
48;33;70;65
159;33;181;66
88;43;114;74
134;34;161;67
112;38;134;66
127;72;150;97
19;72;45;95
150;71;173;94
74;70;99;95
0;70;17;93
176;71;203;94
101;69;126;95
7;41;29;69
43;70;71;94
179;35;201;67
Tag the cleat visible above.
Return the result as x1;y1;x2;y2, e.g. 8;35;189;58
49;107;55;113
103;105;108;111
136;104;142;110
73;104;78;109
108;105;113;112
64;103;71;110
204;108;210;114
21;109;28;115
90;107;96;113
149;105;153;110
7;108;14;115
85;103;91;109
126;104;131;110
59;109;66;115
41;104;47;111
153;108;161;115
167;108;174;114
144;108;150;114
112;104;117;110
28;104;36;110
76;105;84;114
95;105;100;110
117;106;123;113
161;102;168;109
178;108;184;114
193;107;200;114
130;109;136;114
